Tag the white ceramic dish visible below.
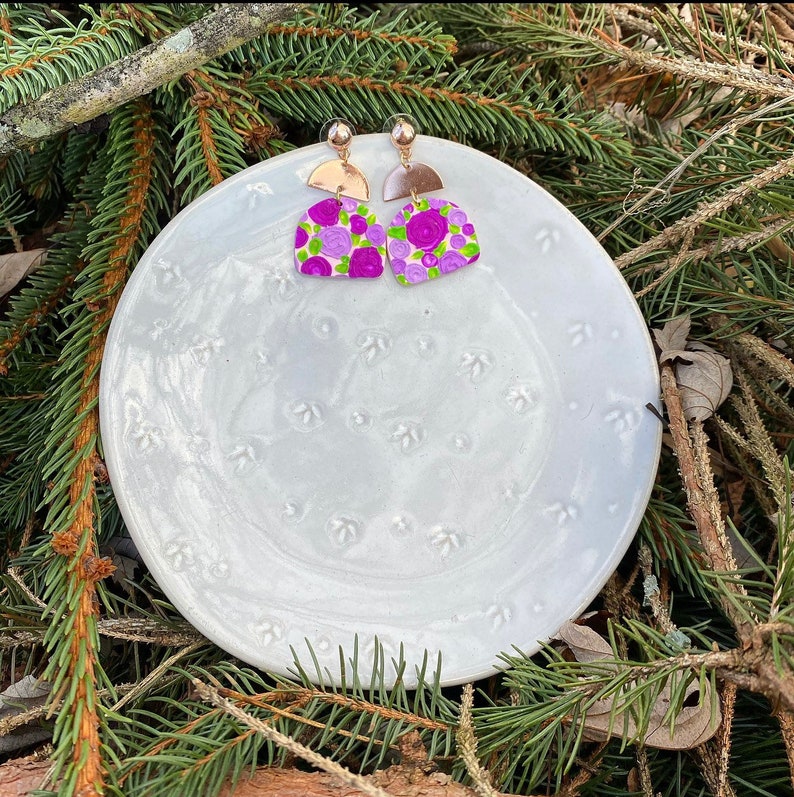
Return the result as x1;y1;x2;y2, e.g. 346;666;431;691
100;134;661;688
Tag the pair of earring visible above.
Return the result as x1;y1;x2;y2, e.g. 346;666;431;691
293;118;480;286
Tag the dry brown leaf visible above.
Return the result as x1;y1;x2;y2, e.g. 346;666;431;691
555;620;613;663
675;343;733;422
653;315;692;363
582;678;721;750
0;676;52;755
653;316;733;420
0;249;47;297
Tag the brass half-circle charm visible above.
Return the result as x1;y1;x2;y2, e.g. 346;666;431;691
307;160;370;201
383;162;444;202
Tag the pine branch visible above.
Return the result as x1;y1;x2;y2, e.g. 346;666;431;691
38;99;157;797
0;3;303;156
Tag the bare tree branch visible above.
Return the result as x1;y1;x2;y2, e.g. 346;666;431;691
0;3;303;156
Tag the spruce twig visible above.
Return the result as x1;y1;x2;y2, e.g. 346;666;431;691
0;3;303;156
192;678;396;797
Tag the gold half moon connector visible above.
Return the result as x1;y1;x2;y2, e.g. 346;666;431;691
383;162;444;202
307;160;370;201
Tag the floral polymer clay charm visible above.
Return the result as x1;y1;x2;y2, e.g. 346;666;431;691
384;118;479;285
294;120;386;279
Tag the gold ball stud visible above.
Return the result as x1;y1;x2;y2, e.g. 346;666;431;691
327;120;353;150
391;119;416;149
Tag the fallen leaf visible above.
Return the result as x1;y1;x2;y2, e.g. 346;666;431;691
653;315;692;363
582;677;721;750
555;620;613;663
653;316;734;420
0;675;52;755
0;249;47;297
675;343;733;421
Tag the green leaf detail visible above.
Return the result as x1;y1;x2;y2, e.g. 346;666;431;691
313;225;321;233
417;198;430;211
403;211;411;221
360;239;371;247
308;237;323;255
449;224;461;234
367;214;377;224
339;210;350;225
410;250;423;260
351;233;360;246
397;275;409;286
358;205;368;216
340;255;350;266
389;225;407;240
297;250;308;263
427;267;440;279
335;263;349;273
434;241;447;257
299;222;313;233
439;204;451;216
460;242;480;257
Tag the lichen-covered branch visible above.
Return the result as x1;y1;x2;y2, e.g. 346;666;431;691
0;3;303;156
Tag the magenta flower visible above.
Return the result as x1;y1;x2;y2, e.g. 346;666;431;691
422;253;438;268
300;256;332;276
350;214;368;235
349;247;383;278
308;198;340;227
295;226;309;248
439;251;466;273
462;223;475;235
404;263;428;283
366;223;386;246
406;209;447;250
318;226;352;258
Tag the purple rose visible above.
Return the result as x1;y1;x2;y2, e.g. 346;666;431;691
448;208;467;226
295;226;309;248
349;246;383;278
350;214;368;235
427;197;444;210
406;209;448;251
404;263;428;283
308;198;340;227
300;256;332;276
389;239;410;258
318;226;352;258
439;251;466;273
366;223;386;246
462;223;475;236
390;258;406;275
422;253;438;268
340;197;357;212
450;234;466;249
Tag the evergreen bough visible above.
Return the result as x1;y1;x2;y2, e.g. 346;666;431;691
1;3;793;796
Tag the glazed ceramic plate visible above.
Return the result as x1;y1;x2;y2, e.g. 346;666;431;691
100;134;661;688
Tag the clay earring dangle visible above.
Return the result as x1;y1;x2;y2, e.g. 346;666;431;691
383;118;480;285
294;120;386;279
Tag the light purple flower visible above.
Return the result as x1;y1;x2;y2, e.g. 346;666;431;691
439;251;466;273
427;197;444;209
450;234;466;249
349;247;383;278
406;209;448;250
301;256;332;276
318;226;352;258
308;198;340;227
404;263;428;283
449;208;467;226
341;197;357;212
462;223;475;235
422;253;438;268
350;214;368;235
389;240;410;258
390;258;406;274
295;226;309;248
366;223;386;246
